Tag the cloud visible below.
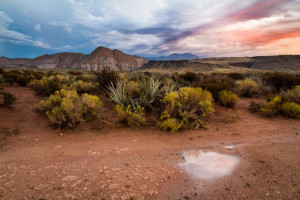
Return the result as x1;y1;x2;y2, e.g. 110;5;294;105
1;0;300;57
34;24;42;32
156;1;300;56
49;20;72;33
0;11;51;49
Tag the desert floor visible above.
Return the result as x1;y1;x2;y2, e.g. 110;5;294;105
0;86;299;200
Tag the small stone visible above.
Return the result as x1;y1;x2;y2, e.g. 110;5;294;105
104;166;109;169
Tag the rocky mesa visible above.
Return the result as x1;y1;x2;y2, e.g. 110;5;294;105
1;46;148;71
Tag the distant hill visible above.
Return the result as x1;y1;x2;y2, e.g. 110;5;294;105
0;57;31;67
0;46;148;71
140;55;300;73
146;53;198;61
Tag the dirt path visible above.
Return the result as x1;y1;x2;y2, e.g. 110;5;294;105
0;86;299;199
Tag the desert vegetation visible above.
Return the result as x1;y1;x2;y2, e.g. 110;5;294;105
1;67;299;131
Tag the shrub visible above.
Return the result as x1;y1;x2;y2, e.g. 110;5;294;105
262;72;300;92
228;73;245;80
180;72;199;83
16;75;32;86
236;79;259;97
115;104;145;129
94;67;120;89
30;71;45;80
248;101;264;113
68;70;83;76
34;89;103;128
46;70;60;76
4;71;20;86
159;87;214;131
28;74;69;97
0;83;16;107
219;90;239;108
159;117;182;132
280;102;300;118
197;78;234;101
281;86;300;104
69;80;97;94
261;96;282;117
75;75;91;82
0;68;4;75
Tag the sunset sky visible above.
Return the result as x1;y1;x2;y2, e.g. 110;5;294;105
0;0;299;58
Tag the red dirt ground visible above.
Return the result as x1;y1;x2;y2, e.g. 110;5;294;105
0;85;299;200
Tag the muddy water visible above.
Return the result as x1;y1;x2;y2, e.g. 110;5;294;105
180;149;240;179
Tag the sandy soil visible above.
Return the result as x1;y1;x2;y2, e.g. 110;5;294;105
0;86;299;200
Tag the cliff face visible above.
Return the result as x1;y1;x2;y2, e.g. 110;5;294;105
25;46;148;71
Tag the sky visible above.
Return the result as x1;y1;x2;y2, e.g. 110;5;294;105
0;0;299;58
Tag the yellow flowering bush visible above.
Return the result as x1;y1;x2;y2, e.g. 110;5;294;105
219;90;239;108
115;104;145;129
159;87;214;132
34;89;103;128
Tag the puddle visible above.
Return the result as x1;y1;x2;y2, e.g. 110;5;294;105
180;149;240;179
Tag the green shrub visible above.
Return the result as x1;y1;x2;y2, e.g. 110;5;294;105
280;102;300;118
34;89;103;128
236;79;259;97
115;104;145;129
28;74;69;97
219;90;239;108
159;87;214;131
0;68;4;75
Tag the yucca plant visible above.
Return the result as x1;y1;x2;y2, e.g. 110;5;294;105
106;80;129;106
106;76;162;110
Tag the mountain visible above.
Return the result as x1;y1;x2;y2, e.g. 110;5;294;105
0;46;148;71
139;55;300;72
146;53;198;60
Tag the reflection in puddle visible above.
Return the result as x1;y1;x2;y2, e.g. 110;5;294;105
180;149;240;179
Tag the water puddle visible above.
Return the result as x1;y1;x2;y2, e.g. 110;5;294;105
180;149;240;179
